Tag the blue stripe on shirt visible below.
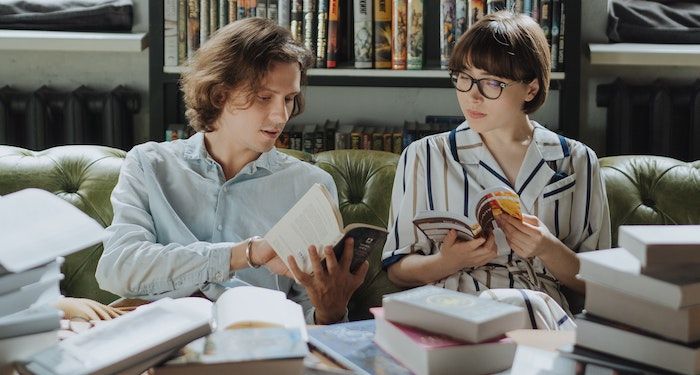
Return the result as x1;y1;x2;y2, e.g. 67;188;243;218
382;254;406;270
584;150;592;231
517;159;545;196
426;141;434;210
479;161;513;188
518;289;538;329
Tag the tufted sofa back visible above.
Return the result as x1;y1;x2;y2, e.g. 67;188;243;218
1;145;699;319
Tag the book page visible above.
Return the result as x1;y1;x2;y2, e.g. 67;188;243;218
265;183;344;274
214;286;308;341
0;189;106;274
413;210;480;243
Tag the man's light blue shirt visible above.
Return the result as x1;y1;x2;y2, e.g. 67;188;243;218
96;132;338;323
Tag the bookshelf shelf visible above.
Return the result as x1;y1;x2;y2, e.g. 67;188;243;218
588;43;700;67
0;30;148;52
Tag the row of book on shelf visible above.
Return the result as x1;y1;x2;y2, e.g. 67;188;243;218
164;0;566;71
165;115;466;153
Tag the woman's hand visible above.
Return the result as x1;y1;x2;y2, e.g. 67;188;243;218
287;238;369;325
438;229;498;272
497;213;559;260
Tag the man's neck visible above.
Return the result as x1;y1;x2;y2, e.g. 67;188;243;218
204;132;261;180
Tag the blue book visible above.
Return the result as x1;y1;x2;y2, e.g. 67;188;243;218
307;320;411;375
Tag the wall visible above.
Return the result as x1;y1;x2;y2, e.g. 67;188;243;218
0;1;150;145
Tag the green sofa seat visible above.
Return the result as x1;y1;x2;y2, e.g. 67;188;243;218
1;145;698;320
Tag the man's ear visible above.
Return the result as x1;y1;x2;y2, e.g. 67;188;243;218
524;79;539;102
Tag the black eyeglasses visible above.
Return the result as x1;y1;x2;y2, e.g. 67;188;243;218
449;71;521;100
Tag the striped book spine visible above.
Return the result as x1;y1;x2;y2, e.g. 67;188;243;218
374;0;392;69
354;0;373;68
391;0;407;70
291;0;304;42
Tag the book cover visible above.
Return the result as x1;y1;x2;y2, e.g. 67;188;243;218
454;0;467;41
577;248;700;309
382;285;526;343
618;225;700;271
354;0;373;68
307;320;412;375
391;0;407;70
303;0;317;66
372;308;516;375
0;305;62;340
406;0;423;69
575;313;700;375
439;0;455;70
316;0;329;68
585;280;700;343
326;0;339;67
412;185;522;245
291;0;304;43
187;0;200;58
468;0;485;27
373;0;392;69
264;183;386;275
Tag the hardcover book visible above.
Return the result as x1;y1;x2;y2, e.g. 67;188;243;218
391;0;407;70
164;0;179;67
439;0;455;69
468;0;485;27
373;0;392;69
372;308;516;375
290;0;304;43
354;0;373;68
578;248;700;309
382;285;526;343
326;0;339;67
406;0;423;69
618;225;700;272
187;0;201;58
265;183;387;275
303;0;317;66
316;0;329;67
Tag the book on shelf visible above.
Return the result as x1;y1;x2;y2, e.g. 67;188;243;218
391;0;408;70
486;0;506;13
439;0;455;70
550;0;561;71
303;0;317;66
307;319;412;375
256;0;267;18
316;0;329;68
585;280;700;343
454;0;467;40
209;0;219;33
265;183;387;275
326;0;339;68
268;0;279;23
218;0;229;27
373;0;392;69
618;225;700;272
164;0;179;67
177;0;188;64
382;285;526;343
291;0;304;43
469;0;485;27
412;185;522;246
574;313;700;375
187;0;200;58
200;0;210;45
372;307;516;375
558;1;565;70
406;0;423;69
278;0;290;29
577;248;700;309
538;0;552;45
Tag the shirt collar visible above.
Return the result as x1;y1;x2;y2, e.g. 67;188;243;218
182;132;283;173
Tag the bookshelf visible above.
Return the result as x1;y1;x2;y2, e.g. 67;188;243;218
588;43;700;67
0;30;148;52
149;1;582;142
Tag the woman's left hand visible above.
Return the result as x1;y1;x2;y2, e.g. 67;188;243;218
497;213;559;260
287;238;369;325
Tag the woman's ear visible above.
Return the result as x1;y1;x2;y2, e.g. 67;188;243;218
524;79;540;102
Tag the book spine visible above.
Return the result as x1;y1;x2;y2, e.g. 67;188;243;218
237;0;246;19
406;0;423;70
373;0;392;69
558;0;565;70
316;0;329;67
439;0;455;70
354;0;373;68
210;0;219;32
523;0;531;16
269;0;279;21
549;0;560;71
218;0;228;26
257;0;268;18
228;0;237;23
326;0;339;67
164;0;179;67
178;0;188;64
187;0;201;58
200;0;210;45
279;0;291;29
392;131;403;153
468;0;484;27
391;0;407;70
539;0;551;46
486;0;505;13
291;0;304;42
303;0;317;66
454;0;466;41
531;0;539;22
247;0;257;18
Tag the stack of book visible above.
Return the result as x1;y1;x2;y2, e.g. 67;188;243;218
576;225;700;375
371;285;527;375
0;189;106;370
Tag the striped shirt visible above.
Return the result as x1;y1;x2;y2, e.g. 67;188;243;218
382;121;611;313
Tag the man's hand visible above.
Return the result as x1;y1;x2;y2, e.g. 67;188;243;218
438;229;497;272
288;238;369;325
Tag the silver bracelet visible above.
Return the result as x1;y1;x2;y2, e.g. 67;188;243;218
245;236;262;268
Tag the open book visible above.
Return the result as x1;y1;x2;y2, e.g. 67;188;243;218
265;183;387;274
18;286;308;375
412;186;522;244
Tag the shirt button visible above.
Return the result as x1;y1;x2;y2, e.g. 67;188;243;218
217;224;223;231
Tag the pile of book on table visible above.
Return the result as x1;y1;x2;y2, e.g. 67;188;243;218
371;285;527;375
576;225;700;375
0;189;105;370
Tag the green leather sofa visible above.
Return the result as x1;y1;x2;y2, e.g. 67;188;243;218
1;145;699;320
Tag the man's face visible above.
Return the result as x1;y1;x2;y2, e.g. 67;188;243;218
218;61;301;155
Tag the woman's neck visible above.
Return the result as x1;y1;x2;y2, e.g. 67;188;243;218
480;116;534;148
203;131;261;180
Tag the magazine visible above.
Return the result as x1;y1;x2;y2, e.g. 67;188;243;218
412;186;522;245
